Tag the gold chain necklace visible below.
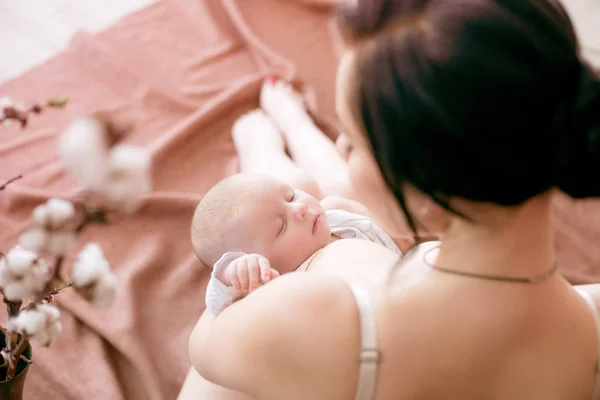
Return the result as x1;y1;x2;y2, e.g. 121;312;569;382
423;246;558;284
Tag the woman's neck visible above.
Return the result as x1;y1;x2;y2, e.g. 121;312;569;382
436;193;556;279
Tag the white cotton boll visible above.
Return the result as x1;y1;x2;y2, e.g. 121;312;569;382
72;262;103;288
0;97;14;121
107;145;151;176
0;260;9;287
59;117;109;191
33;304;62;346
72;244;118;307
45;232;76;256
44;319;62;343
0;250;50;301
21;260;50;295
10;304;63;346
23;198;76;255
0;97;13;109
2;281;29;302
103;145;152;213
91;273;118;307
19;228;48;253
72;243;111;288
45;198;75;227
32;204;49;226
31;198;74;230
22;310;46;335
7;308;45;336
39;303;60;321
103;175;152;213
79;242;105;262
4;247;37;276
4;271;46;302
32;261;51;288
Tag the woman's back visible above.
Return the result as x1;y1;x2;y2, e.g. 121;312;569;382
293;239;600;399
375;244;598;399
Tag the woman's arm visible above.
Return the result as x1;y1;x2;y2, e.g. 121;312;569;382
189;239;404;399
189;272;360;398
177;367;254;400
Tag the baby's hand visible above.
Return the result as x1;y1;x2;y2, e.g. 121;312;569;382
225;254;280;293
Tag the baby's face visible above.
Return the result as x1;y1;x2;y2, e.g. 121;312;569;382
229;178;331;273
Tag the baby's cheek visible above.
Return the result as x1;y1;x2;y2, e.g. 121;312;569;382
270;244;304;273
283;236;316;271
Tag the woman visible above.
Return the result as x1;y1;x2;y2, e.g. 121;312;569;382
187;0;600;398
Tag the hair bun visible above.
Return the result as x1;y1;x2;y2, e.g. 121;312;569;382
557;62;600;198
337;0;428;32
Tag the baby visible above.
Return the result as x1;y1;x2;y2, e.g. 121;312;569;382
191;173;405;315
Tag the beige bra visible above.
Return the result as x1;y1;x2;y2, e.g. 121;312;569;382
347;285;600;400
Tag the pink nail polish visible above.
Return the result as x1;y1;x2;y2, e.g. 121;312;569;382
266;75;279;85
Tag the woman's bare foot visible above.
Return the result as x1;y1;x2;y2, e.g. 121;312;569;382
231;109;285;153
258;77;353;199
231;108;324;199
259;78;314;135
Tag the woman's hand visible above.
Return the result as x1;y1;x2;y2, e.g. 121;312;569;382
224;254;280;293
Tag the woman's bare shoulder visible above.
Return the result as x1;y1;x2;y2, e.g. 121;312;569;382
302;239;439;290
303;238;400;275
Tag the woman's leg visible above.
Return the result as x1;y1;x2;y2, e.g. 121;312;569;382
232;110;323;199
260;80;354;199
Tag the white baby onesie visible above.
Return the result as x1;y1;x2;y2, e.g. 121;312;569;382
205;209;401;315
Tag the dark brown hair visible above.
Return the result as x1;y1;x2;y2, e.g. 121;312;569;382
337;0;600;233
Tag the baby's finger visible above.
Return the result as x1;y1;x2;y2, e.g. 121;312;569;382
269;268;280;279
247;256;260;292
258;257;272;282
237;260;250;292
227;262;241;292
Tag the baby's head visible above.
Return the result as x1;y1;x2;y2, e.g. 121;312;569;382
192;173;331;273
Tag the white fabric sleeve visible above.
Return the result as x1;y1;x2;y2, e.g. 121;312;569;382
205;252;247;315
326;209;402;255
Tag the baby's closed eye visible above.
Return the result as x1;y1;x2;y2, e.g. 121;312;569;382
277;217;286;237
288;190;296;202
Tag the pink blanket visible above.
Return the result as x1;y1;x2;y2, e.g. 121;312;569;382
0;0;597;398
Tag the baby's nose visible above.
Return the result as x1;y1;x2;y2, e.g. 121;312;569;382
292;202;308;219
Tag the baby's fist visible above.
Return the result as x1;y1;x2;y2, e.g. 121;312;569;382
225;254;280;293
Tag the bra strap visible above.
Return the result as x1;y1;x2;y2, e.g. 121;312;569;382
348;284;380;400
576;289;600;400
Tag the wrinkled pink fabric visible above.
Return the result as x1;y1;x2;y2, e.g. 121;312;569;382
0;0;597;398
0;0;337;398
